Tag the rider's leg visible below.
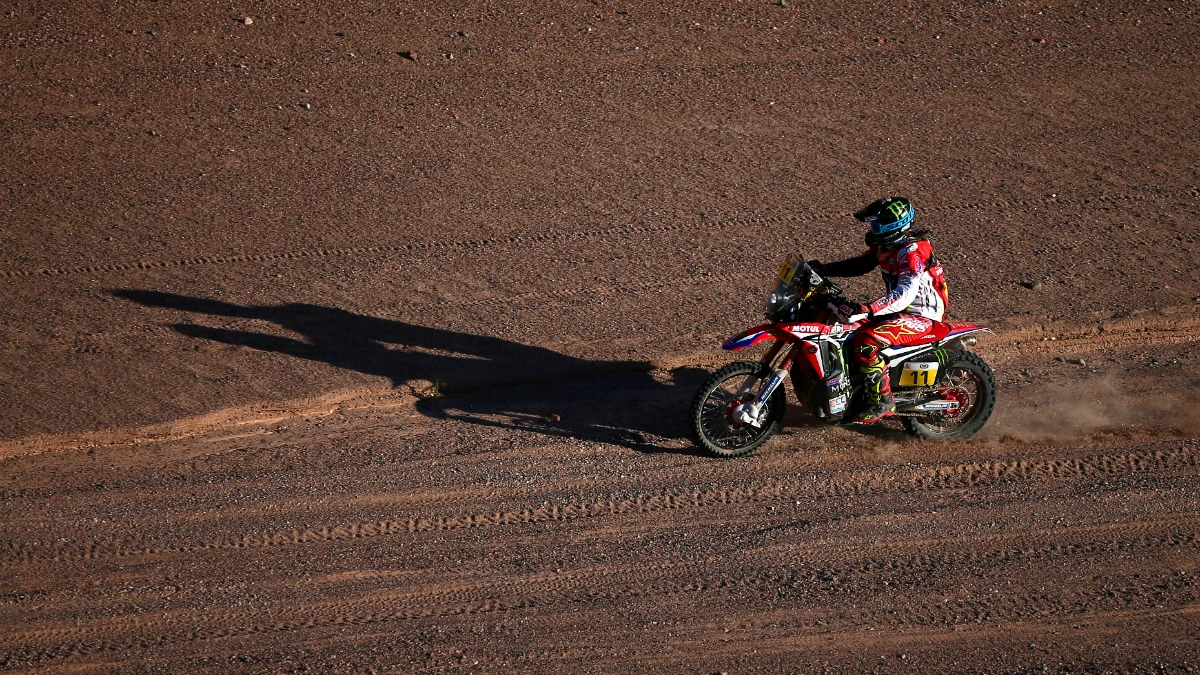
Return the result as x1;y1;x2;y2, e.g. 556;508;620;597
853;326;896;423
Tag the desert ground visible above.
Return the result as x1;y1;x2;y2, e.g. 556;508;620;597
2;0;1199;672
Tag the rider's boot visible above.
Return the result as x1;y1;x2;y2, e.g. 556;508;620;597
854;362;895;423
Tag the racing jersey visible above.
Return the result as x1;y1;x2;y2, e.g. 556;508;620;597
820;235;949;321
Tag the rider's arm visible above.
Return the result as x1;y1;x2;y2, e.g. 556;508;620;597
867;243;924;315
816;250;877;277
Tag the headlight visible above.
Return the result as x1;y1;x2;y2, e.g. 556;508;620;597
766;291;796;316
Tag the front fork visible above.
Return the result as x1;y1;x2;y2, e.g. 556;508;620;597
733;341;796;427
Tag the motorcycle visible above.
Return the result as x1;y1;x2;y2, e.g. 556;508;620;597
688;252;997;457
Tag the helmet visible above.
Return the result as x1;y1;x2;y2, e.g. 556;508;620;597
855;197;914;248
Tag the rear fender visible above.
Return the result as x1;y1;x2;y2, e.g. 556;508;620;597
723;324;783;351
939;323;992;349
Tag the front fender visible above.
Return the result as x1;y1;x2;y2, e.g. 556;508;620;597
723;324;779;351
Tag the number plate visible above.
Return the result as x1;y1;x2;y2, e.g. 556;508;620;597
898;361;938;387
777;260;797;283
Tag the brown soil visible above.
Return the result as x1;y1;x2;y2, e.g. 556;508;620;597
2;0;1198;672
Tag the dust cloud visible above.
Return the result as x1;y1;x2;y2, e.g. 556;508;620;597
988;372;1200;439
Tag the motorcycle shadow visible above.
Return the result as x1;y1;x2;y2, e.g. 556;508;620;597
114;290;711;454
414;367;715;456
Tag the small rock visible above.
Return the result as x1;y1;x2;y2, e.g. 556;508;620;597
397;50;417;61
1067;358;1086;366
301;102;312;110
779;0;787;6
1033;37;1045;44
545;413;561;422
146;29;156;36
1021;280;1043;290
239;16;253;25
335;31;347;37
875;37;885;44
457;30;469;37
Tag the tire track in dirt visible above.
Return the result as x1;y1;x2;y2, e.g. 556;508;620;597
4;522;1197;667
939;189;1172;215
0;388;422;460
0;189;1181;281
286;519;1200;610
430;266;761;311
984;313;1200;363
0;215;786;280
853;576;1200;632
612;603;1200;672
4;443;1195;566
14;527;1200;627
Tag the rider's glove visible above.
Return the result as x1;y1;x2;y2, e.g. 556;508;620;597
807;259;824;275
833;301;871;324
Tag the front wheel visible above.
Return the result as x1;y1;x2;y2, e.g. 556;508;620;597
903;351;997;439
689;360;786;458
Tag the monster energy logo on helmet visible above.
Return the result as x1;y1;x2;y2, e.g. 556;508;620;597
855;197;915;246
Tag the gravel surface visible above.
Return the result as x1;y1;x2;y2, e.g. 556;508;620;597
1;0;1198;671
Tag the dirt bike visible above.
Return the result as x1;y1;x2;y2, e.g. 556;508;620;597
688;252;996;457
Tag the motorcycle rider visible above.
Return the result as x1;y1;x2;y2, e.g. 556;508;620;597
811;197;950;423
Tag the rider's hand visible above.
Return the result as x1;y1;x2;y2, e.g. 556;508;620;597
834;301;871;323
807;259;824;275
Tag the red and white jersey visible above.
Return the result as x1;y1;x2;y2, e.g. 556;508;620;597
822;235;950;321
870;238;948;321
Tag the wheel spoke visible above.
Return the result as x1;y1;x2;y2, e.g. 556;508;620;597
698;375;773;448
926;366;986;431
706;389;733;403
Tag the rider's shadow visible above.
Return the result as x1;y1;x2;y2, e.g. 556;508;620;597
114;290;711;454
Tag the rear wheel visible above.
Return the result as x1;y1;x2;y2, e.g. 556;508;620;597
689;361;786;458
903;351;996;439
